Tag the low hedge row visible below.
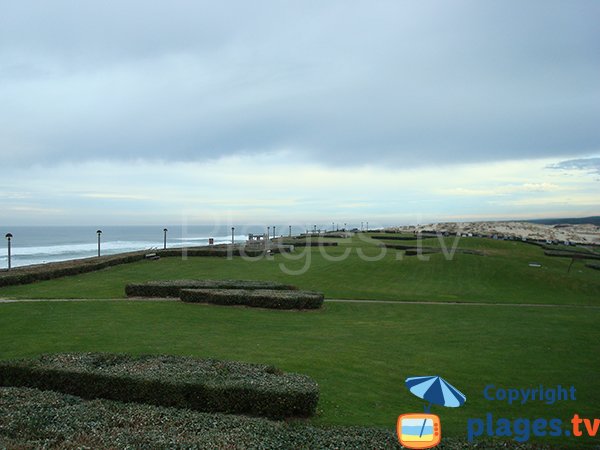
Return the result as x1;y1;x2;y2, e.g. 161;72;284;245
180;288;324;310
405;248;441;256
0;387;561;449
378;243;424;250
126;279;299;298
586;263;600;271
544;250;600;260
281;240;339;247
371;235;423;241
0;251;147;288
380;243;484;256
157;245;293;258
0;353;318;419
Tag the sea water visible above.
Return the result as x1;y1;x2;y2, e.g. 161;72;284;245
0;225;288;269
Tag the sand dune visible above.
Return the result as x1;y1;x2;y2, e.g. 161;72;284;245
388;221;600;245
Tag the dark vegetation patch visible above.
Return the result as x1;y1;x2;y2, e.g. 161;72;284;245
180;288;324;310
125;279;298;298
0;252;146;288
0;387;561;450
0;353;318;419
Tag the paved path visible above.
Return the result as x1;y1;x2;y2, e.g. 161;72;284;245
326;298;600;309
0;297;598;309
0;298;178;303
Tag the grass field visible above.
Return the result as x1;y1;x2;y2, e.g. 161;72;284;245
0;234;599;447
0;235;599;305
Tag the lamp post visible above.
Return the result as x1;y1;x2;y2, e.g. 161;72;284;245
163;228;168;250
366;221;369;232
231;227;235;245
5;233;12;270
344;223;347;231
313;225;317;234
96;230;102;257
289;225;292;237
267;226;270;240
273;225;276;238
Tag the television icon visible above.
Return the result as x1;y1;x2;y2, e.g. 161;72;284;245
396;413;441;449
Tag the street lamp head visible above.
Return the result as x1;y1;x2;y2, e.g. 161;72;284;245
96;230;102;235
164;228;168;232
5;233;12;240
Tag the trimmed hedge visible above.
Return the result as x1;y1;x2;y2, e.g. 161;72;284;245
283;240;339;247
157;245;292;258
380;243;484;256
0;387;561;449
0;353;318;419
126;279;299;298
586;263;600;271
404;248;440;256
0;251;147;288
371;235;423;241
544;250;600;260
180;288;324;310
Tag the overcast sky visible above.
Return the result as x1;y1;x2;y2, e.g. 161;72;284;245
1;0;599;226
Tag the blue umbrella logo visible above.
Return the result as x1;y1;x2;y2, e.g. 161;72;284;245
402;375;466;445
406;375;466;411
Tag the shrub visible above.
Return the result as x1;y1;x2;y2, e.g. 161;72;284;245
371;235;422;241
0;353;319;419
0;386;559;449
280;239;339;247
0;386;403;449
126;279;299;298
544;250;600;260
0;251;146;288
157;245;292;258
586;263;600;271
180;288;324;310
378;243;422;250
404;249;440;256
379;243;484;256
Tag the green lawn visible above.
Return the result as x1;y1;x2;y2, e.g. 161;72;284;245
1;235;599;447
0;235;598;305
0;300;598;448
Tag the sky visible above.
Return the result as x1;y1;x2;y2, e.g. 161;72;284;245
1;0;599;227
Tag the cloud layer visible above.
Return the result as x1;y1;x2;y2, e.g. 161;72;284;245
1;154;598;226
1;0;599;167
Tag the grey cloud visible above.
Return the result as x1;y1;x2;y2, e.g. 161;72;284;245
1;0;599;167
547;157;600;175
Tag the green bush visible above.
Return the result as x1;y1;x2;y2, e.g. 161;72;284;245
157;245;292;258
586;263;600;271
544;250;600;260
125;279;299;298
280;239;339;247
371;235;421;241
0;252;146;288
0;353;318;419
404;248;440;256
380;243;484;256
180;288;324;310
0;387;560;449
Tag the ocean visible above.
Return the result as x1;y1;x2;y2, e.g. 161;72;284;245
0;225;300;269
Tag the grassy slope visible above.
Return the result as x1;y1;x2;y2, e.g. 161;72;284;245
0;300;598;448
0;235;598;305
0;235;599;447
